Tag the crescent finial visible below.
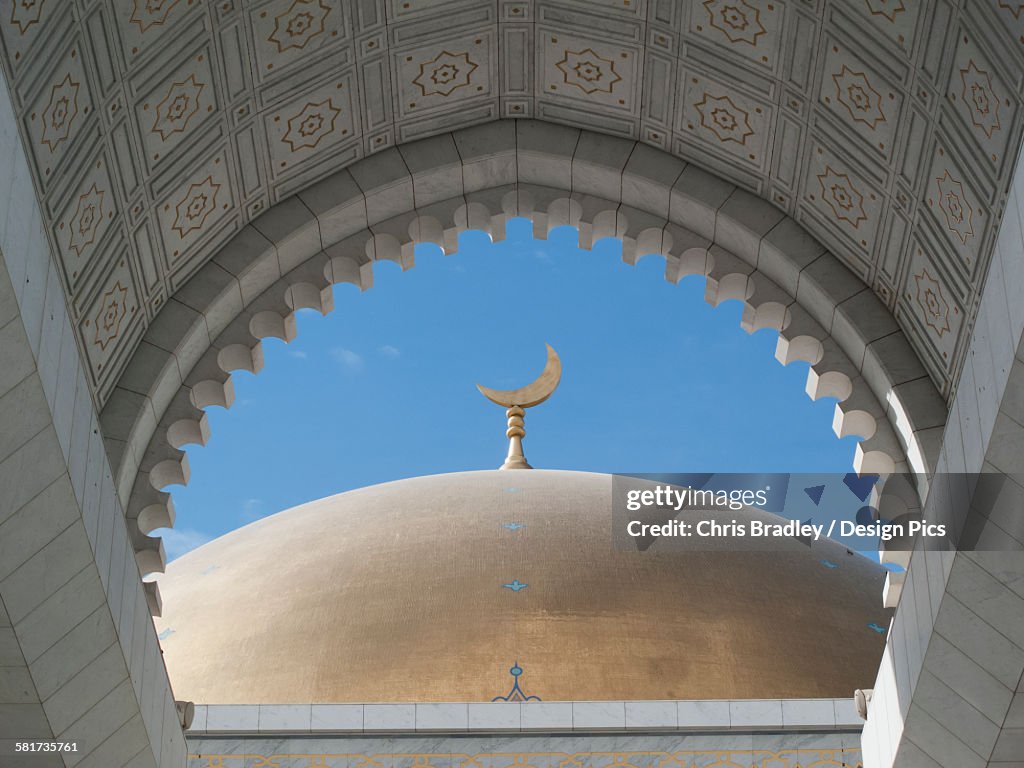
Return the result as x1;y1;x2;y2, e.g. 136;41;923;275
476;344;561;470
476;344;562;409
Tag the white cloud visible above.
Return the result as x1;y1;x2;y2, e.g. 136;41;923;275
331;347;364;371
288;349;307;359
159;527;214;562
378;345;400;359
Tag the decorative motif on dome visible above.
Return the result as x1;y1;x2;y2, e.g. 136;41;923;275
283;99;340;151
173;176;220;237
817;166;867;227
69;183;104;256
41;73;80;150
491;662;541;702
935;170;974;244
695;94;753;144
502;522;525;530
556;48;622;95
9;0;45;35
131;0;181;33
960;60;1001;138
832;65;885;129
502;579;528;592
152;74;205;140
93;281;128;351
914;268;951;337
863;0;905;22
703;0;766;46
269;0;331;52
414;51;479;97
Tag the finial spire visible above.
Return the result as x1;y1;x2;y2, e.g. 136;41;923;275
477;344;562;471
502;406;530;469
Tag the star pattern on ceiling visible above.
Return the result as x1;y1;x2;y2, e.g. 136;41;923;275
130;0;181;33
703;0;766;46
914;269;951;338
556;48;621;95
69;183;104;256
172;176;221;238
863;0;906;23
283;99;341;151
269;0;332;53
414;50;478;97
959;60;1002;139
833;65;885;130
9;0;45;35
695;94;753;144
817;167;867;228
40;73;79;151
935;171;974;245
152;74;205;141
92;280;128;351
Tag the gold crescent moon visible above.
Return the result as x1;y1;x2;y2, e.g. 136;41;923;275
476;344;562;409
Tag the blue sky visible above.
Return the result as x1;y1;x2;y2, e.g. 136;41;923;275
160;219;865;559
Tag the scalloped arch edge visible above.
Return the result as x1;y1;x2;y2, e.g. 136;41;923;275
96;120;947;605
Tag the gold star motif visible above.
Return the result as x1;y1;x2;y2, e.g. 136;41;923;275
93;281;128;351
69;183;105;256
130;0;182;33
555;48;622;95
41;73;80;151
914;268;951;337
173;176;220;237
817;166;867;227
414;51;479;97
152;74;205;141
704;0;766;45
269;0;331;53
935;170;974;244
863;0;906;22
282;99;341;151
10;0;46;35
960;60;1001;138
832;65;885;129
695;94;754;144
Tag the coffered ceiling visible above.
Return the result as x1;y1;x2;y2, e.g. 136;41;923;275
3;0;1023;406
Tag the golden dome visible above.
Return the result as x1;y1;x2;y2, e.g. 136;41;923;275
155;470;891;703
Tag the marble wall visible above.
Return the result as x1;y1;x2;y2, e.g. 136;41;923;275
859;136;1024;767
0;37;185;768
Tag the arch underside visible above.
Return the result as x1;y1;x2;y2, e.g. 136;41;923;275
6;0;1021;422
5;0;1022;606
98;121;947;597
